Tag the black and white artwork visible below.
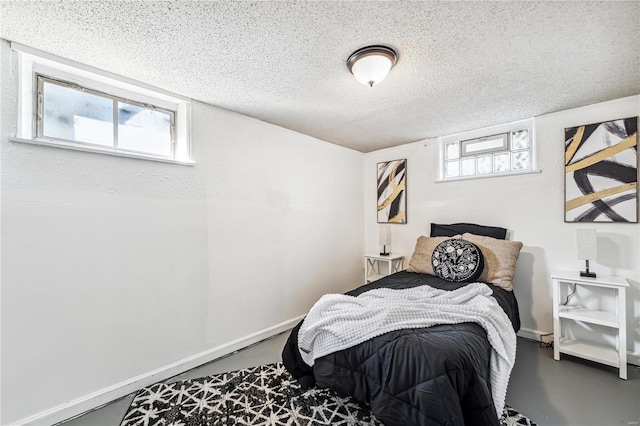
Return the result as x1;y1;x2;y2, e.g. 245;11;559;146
565;117;638;222
377;159;407;224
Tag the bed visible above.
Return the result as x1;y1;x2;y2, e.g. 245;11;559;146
282;223;523;426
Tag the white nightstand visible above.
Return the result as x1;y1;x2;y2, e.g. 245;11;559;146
364;253;404;284
551;271;628;379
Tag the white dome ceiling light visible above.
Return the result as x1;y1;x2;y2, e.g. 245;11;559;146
347;45;398;87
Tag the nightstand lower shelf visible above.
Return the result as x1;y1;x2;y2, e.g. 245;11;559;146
556;338;620;368
366;273;384;283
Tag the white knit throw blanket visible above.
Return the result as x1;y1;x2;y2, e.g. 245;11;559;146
297;283;516;417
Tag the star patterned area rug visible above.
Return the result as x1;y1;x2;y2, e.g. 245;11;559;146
120;362;537;426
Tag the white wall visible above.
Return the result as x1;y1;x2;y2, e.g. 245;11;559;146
0;40;364;424
364;95;640;362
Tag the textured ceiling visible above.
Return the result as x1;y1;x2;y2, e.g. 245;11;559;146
1;1;638;152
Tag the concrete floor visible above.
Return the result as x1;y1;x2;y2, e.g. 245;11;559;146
60;334;639;426
508;338;639;426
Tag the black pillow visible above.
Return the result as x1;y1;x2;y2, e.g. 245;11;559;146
431;238;484;282
430;223;507;240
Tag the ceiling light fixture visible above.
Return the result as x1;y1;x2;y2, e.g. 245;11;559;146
347;45;398;88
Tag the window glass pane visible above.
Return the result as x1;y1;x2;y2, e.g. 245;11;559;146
493;152;511;172
512;150;531;170
445;142;459;160
511;129;529;149
461;133;507;155
445;160;460;178
118;102;172;157
42;81;113;146
460;158;475;176
476;155;492;174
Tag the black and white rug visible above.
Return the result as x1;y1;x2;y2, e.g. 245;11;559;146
120;362;536;426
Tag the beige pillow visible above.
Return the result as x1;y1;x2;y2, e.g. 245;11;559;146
407;235;460;275
462;233;523;291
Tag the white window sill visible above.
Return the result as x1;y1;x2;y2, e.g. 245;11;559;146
9;137;195;166
436;169;541;183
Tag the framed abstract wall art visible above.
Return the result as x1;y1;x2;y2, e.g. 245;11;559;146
377;158;407;224
564;117;638;222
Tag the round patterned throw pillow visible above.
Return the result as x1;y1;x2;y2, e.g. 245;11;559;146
431;238;484;282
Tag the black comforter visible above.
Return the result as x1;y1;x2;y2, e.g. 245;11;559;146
282;271;520;426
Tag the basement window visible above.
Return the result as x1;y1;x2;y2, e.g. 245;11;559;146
437;119;538;182
11;42;193;165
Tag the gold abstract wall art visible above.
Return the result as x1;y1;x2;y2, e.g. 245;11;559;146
377;159;407;224
565;117;638;222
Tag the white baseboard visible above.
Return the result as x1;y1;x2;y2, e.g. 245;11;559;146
12;315;305;426
626;352;640;366
516;327;552;342
517;327;640;366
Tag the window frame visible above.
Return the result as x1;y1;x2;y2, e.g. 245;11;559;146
11;42;193;165
437;118;538;182
460;133;508;156
36;74;178;157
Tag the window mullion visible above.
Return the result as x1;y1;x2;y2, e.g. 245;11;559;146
35;75;44;138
